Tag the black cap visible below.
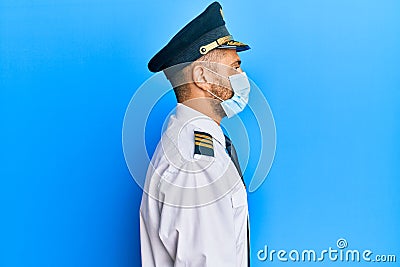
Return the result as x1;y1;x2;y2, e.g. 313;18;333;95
148;2;250;73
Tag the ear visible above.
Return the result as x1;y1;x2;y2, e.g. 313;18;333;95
192;65;212;91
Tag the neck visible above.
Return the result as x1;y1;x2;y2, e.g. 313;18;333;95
181;98;223;125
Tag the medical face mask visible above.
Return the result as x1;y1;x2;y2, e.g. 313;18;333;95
204;67;251;118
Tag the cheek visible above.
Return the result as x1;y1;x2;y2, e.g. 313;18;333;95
221;86;233;99
212;84;233;100
226;88;234;98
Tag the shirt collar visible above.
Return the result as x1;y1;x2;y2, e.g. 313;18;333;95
175;103;226;148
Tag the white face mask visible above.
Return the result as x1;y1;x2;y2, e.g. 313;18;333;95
204;67;251;118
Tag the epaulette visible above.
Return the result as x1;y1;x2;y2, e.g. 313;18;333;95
194;131;214;157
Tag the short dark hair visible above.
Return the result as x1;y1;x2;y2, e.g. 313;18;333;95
164;49;227;103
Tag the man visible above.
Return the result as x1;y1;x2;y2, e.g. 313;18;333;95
140;2;251;266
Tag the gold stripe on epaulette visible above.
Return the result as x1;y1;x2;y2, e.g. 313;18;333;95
194;135;212;140
195;137;213;145
195;141;213;149
194;133;213;140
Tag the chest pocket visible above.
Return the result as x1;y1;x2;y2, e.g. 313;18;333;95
231;186;248;208
230;184;249;259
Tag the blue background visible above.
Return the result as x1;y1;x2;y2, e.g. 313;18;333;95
1;0;399;266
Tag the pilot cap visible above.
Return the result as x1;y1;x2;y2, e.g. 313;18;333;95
148;2;250;73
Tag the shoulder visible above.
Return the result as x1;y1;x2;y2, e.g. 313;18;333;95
159;119;219;162
148;120;226;181
150;135;238;206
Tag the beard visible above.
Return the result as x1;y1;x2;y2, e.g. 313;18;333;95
209;82;233;118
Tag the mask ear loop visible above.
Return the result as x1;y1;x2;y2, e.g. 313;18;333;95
206;88;224;102
201;67;233;102
202;66;229;80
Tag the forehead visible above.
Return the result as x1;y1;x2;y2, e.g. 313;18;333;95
220;49;241;65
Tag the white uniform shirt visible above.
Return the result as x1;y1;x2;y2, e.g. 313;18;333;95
140;103;249;267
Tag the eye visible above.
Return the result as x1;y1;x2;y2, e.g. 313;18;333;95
234;65;241;70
